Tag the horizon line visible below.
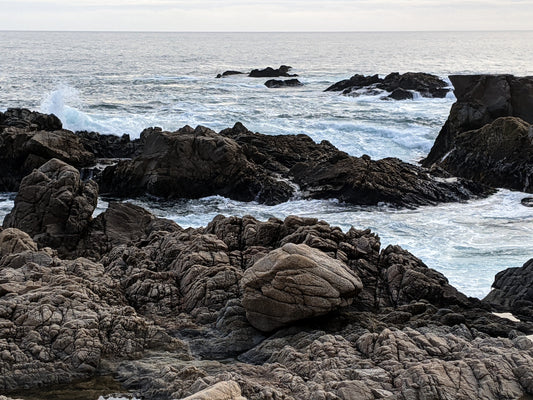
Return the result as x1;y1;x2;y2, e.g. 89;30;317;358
2;29;533;33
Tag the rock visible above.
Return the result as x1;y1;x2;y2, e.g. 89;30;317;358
241;243;363;332
423;74;533;167
386;88;413;100
264;78;303;88
219;122;490;207
181;380;246;400
0;123;95;191
77;130;141;159
0;108;62;132
249;65;297;78
0;228;37;258
435;116;533;193
216;70;245;78
3;158;98;254
97;125;293;205
522;197;533;207
326;72;450;98
484;259;533;322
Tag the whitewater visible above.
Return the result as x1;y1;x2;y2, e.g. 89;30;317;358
1;31;532;298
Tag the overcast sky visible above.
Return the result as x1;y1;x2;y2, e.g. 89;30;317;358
1;0;533;31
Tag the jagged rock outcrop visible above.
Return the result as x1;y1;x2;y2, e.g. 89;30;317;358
241;243;363;331
249;65;297;78
325;72;451;99
0;108;62;132
0;248;188;392
484;258;533;323
434;116;533;193
0;228;37;258
264;79;303;88
220;122;490;207
3;158;98;254
97;125;293;205
423;74;533;167
77;130;141;159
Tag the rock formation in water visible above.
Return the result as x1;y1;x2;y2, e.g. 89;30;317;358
264;78;303;88
423;74;533;167
97;122;490;207
325;72;451;99
1;161;533;399
249;65;298;78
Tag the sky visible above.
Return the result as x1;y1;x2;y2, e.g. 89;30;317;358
1;0;533;32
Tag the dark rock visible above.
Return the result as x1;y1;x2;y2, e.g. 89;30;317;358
0;108;62;132
219;122;490;207
423;74;533;167
264;78;303;88
436;116;533;192
484;258;533;322
326;72;450;99
0;125;95;191
387;88;414;100
77;130;141;159
2;158;98;254
216;70;245;78
522;197;533;207
249;65;298;78
97;125;293;205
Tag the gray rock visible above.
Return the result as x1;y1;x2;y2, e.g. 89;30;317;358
241;243;363;332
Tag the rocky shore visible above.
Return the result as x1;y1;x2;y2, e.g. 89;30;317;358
1;73;533;399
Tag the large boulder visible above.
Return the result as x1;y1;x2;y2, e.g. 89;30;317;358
423;74;533;166
3;158;98;254
436;116;533;192
241;243;363;332
97;125;293;205
181;381;246;400
0;228;37;258
325;72;450;98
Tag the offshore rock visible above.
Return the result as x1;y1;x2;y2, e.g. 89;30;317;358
423;74;533;166
325;72;450;98
97;125;293;205
216;70;245;78
3;158;98;254
241;243;363;332
264;78;303;88
484;258;533;322
220;122;490;207
436;116;533;192
249;65;297;78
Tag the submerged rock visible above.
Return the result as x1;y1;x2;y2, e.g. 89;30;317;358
264;78;303;88
216;70;245;78
241;243;363;332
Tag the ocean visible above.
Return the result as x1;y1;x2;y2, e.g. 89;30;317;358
1;31;532;300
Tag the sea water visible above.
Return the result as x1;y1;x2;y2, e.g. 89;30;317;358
1;31;533;299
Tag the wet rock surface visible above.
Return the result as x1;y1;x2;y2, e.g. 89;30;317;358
423;74;533;167
264;78;303;88
249;65;297;78
325;72;451;99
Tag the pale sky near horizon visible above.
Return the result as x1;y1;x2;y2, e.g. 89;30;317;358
1;0;533;32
